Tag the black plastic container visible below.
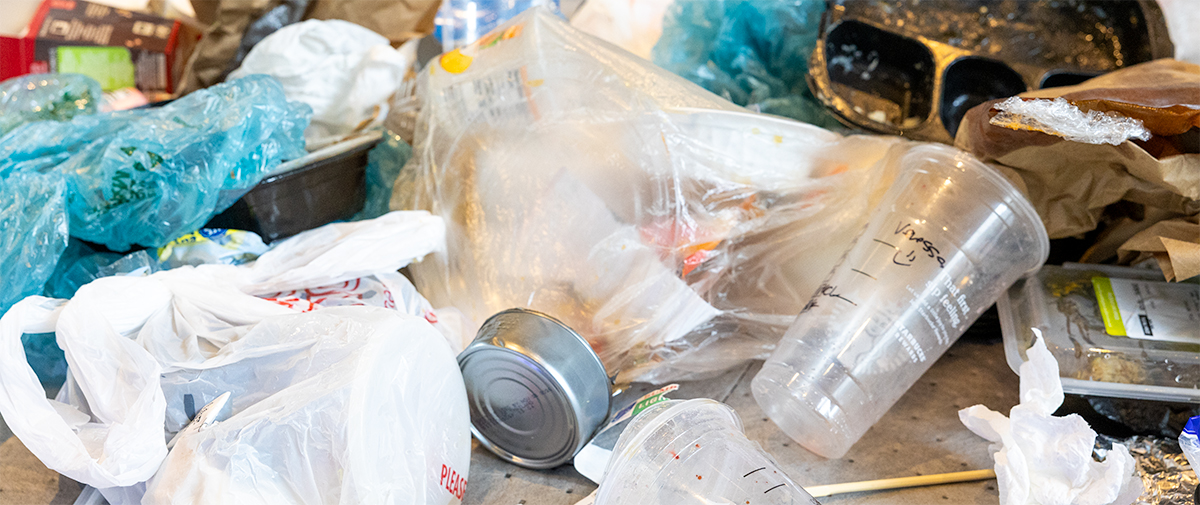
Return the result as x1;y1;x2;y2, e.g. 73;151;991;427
205;132;382;242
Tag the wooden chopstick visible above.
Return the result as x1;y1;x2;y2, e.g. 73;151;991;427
804;469;997;497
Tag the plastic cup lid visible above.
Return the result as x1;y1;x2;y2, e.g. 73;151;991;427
458;309;611;469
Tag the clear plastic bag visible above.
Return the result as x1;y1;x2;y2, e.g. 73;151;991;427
0;73;102;136
0;75;311;251
394;7;915;382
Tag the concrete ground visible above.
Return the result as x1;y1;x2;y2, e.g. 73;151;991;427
0;336;1017;505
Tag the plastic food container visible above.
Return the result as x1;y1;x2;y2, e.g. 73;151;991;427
594;399;819;505
205;132;382;242
998;263;1200;402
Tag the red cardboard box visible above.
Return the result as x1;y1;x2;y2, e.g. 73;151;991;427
0;0;199;95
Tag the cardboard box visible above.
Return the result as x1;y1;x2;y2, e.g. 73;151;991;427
0;0;199;95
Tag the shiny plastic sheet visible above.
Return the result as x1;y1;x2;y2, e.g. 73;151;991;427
394;7;917;382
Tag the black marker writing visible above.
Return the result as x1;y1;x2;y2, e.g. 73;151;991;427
894;222;947;268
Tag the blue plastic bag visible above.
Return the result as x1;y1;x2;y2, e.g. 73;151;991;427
0;171;69;314
0;74;102;136
652;0;841;129
353;130;412;221
0;74;311;251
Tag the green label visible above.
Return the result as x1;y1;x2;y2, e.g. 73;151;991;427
1092;277;1127;336
56;46;136;91
630;393;669;417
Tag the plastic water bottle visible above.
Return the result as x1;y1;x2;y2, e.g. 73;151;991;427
1180;416;1200;475
434;0;560;52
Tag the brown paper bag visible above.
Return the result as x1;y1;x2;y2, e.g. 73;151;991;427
304;0;440;44
955;59;1199;280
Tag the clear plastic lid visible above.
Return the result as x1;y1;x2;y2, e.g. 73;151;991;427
998;263;1200;402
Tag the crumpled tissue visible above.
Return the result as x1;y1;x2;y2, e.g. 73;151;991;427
959;333;1144;505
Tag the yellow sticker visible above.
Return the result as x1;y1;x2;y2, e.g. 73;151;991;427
439;49;473;74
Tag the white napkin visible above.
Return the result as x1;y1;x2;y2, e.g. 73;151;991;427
959;331;1143;505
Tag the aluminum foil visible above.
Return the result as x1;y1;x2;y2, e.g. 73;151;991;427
1097;435;1198;505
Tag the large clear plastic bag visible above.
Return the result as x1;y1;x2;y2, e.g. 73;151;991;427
0;75;311;251
393;8;916;382
650;0;841;129
0;73;102;136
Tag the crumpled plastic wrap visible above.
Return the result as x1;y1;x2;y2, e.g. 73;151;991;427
393;7;917;382
1096;435;1199;505
0;75;311;251
651;0;842;128
990;97;1152;146
0;74;101;136
229;19;418;149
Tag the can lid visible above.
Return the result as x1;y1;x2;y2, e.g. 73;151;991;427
458;309;611;469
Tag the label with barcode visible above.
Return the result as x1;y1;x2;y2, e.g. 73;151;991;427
1092;276;1200;343
442;66;540;125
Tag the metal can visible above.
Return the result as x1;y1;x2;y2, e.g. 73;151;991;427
458;308;612;469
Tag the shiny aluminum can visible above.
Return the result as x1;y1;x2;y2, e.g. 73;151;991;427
458;308;612;469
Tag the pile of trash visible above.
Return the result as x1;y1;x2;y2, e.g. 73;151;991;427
0;1;1197;505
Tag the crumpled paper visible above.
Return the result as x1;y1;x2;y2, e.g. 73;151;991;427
960;334;1144;505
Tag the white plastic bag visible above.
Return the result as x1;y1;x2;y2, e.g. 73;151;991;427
145;307;471;505
0;211;463;504
229;19;419;149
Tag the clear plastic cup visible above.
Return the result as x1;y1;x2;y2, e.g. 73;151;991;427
594;399;820;505
752;144;1049;459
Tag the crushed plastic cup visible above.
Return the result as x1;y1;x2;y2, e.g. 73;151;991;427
594;398;819;505
752;144;1050;459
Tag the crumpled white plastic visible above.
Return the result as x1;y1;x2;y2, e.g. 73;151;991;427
143;307;471;505
0;211;462;505
959;333;1144;505
229;19;418;149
